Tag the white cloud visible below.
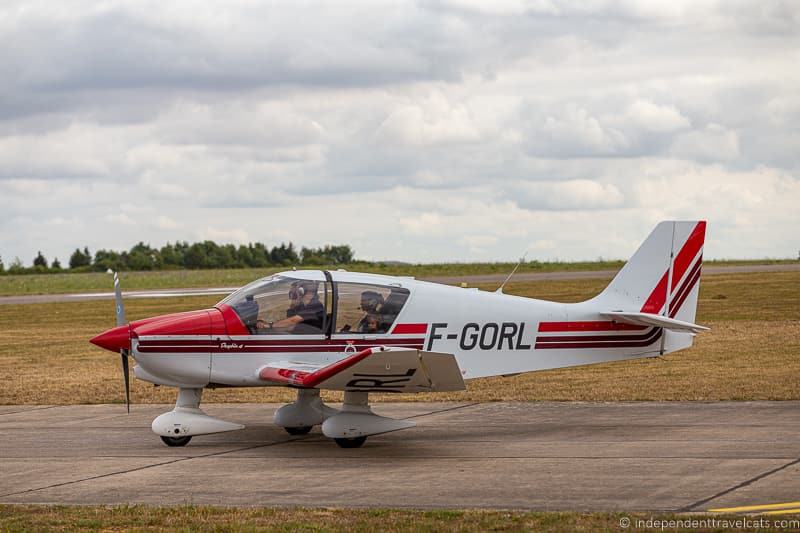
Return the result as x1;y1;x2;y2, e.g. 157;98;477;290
670;123;740;161
374;91;481;146
399;213;446;236
517;180;625;210
197;226;250;244
458;234;499;254
104;213;135;225
625;99;691;133
154;215;180;229
530;104;630;156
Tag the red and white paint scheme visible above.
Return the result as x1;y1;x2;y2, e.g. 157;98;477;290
91;220;708;448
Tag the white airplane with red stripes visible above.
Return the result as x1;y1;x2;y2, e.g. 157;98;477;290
91;220;708;448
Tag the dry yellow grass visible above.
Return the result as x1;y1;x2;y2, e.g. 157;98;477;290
0;271;797;404
1;505;786;532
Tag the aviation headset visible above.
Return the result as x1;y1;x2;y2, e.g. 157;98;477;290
289;281;319;300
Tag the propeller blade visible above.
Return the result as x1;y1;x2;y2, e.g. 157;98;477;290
121;348;130;414
115;272;130;413
114;272;126;326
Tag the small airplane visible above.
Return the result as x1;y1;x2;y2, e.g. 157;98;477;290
91;220;708;448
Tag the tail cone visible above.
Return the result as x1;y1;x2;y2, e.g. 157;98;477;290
90;325;131;352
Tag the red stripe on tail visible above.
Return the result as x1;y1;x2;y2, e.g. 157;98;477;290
640;221;705;314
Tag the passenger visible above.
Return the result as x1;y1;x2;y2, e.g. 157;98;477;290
364;313;380;334
256;281;324;334
356;291;384;333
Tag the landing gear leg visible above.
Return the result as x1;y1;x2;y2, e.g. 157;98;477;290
152;387;244;446
323;391;416;448
159;388;201;446
274;388;338;435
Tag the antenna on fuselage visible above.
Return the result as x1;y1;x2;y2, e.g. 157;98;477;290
495;252;528;294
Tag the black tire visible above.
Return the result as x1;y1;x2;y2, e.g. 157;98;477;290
334;436;367;448
160;435;192;447
285;426;313;435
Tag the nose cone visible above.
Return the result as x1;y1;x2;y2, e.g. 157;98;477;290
90;324;131;352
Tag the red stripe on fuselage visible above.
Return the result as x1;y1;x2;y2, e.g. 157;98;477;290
535;328;662;350
536;327;657;343
136;338;424;354
138;344;424;354
391;323;428;334
538;321;648;332
137;337;424;347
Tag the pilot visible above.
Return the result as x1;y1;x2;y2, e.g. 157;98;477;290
256;281;324;333
356;291;384;333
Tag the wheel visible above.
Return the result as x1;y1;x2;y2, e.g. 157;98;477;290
160;435;192;447
334;436;367;448
285;426;313;435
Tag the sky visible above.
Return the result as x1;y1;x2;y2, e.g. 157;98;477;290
1;0;798;265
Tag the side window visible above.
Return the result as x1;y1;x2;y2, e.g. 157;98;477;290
224;277;326;335
335;283;410;334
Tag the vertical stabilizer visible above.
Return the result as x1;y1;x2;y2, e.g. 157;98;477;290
594;220;706;353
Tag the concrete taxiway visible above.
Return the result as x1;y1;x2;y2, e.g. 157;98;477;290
1;401;798;510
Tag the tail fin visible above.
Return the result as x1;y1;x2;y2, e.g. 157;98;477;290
595;220;706;351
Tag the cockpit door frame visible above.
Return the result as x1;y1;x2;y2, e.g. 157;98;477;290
323;270;335;339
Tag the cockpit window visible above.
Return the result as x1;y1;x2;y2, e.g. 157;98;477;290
219;276;326;335
334;282;410;334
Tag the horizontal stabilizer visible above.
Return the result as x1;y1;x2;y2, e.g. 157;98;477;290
601;311;709;334
258;347;466;393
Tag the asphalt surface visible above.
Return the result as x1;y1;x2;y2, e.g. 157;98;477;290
1;263;797;305
2;401;798;510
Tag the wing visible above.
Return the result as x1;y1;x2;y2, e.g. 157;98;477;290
258;347;466;393
601;311;709;333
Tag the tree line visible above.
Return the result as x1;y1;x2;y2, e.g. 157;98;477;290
0;242;355;274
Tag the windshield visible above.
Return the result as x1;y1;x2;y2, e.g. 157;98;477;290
219;276;326;335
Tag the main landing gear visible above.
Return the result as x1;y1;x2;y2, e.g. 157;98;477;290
151;388;417;448
151;388;244;447
274;388;338;437
274;389;417;448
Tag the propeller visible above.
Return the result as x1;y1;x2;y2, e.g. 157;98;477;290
113;272;131;413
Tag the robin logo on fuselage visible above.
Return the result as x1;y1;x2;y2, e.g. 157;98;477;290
426;322;532;351
345;369;417;392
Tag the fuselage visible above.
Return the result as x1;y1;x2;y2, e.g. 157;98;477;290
86;269;669;389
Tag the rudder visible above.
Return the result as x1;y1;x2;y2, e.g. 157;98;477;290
594;220;706;351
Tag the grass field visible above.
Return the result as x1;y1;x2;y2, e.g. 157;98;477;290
0;258;795;296
0;505;787;532
1;271;798;404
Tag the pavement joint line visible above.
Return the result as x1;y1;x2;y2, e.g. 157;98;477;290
0;435;311;499
677;457;800;512
0;406;61;417
402;402;481;420
15;455;788;461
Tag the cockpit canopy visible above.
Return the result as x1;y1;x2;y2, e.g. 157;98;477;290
218;274;410;335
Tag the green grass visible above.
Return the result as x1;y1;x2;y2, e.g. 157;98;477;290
1;271;798;404
1;505;790;532
0;258;795;296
